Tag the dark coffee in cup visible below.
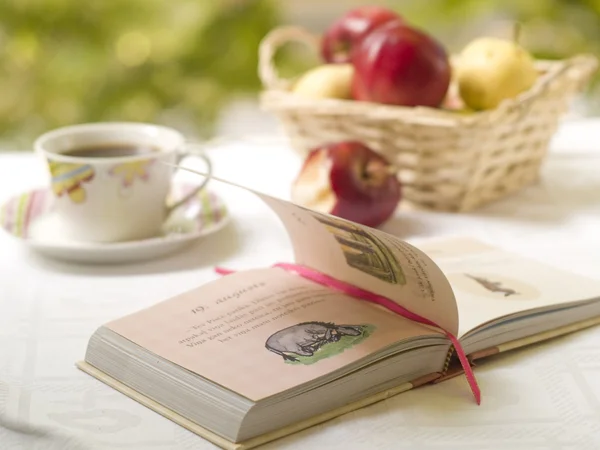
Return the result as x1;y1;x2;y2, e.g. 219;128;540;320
61;144;160;158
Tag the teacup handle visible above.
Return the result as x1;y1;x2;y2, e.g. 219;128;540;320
165;144;213;214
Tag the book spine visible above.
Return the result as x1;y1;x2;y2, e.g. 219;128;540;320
435;345;474;383
441;345;456;374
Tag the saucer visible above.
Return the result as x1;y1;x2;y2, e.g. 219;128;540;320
0;182;230;264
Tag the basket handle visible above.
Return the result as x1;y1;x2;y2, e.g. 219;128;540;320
258;26;321;90
512;54;598;121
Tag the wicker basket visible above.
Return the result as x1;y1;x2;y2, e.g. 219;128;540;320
258;26;598;212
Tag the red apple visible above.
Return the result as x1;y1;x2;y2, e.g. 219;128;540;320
291;142;401;228
351;22;451;107
321;6;402;64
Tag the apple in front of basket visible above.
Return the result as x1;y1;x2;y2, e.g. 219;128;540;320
290;142;401;228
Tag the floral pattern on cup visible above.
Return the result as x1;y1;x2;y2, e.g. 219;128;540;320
109;160;154;187
49;161;95;204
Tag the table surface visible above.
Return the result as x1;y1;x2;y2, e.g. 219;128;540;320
1;118;600;450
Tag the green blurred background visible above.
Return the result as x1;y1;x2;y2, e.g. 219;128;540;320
0;0;598;150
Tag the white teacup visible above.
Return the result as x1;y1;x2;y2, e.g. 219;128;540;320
34;122;212;243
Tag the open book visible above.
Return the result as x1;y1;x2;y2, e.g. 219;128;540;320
78;178;600;450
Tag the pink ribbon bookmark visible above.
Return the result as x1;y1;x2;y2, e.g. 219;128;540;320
214;263;481;405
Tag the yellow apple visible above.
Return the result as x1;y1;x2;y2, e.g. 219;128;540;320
455;37;538;110
291;64;354;99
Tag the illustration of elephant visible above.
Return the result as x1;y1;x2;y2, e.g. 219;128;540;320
265;322;364;362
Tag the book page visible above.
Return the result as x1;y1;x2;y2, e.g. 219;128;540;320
104;267;443;402
256;194;459;335
417;237;600;337
164;169;459;335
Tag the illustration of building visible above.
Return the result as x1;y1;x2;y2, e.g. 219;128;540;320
313;213;405;285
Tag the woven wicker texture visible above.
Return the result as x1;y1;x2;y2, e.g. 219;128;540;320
258;26;598;211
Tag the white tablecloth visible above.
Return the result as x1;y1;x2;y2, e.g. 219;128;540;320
1;118;600;449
